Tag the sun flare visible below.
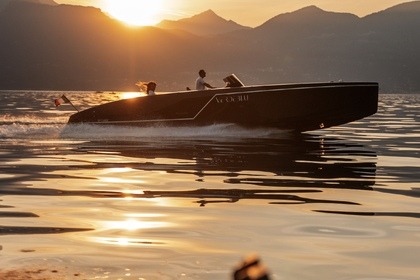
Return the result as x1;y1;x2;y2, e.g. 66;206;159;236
104;0;163;26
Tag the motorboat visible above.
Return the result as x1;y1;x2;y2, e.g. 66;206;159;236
68;75;378;132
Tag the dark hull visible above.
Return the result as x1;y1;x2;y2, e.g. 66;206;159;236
68;82;379;132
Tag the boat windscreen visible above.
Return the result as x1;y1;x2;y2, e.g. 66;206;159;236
223;74;244;87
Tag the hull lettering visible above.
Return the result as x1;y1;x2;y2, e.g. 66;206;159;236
216;94;249;104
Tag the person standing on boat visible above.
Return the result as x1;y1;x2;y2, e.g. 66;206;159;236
195;69;215;90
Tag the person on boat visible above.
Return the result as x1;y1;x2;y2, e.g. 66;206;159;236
146;81;157;96
136;81;157;95
195;69;215;90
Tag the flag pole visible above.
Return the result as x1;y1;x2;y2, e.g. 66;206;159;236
67;100;79;112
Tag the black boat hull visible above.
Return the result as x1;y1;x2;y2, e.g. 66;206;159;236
68;82;378;132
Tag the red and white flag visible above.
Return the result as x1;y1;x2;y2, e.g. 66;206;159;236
54;95;70;107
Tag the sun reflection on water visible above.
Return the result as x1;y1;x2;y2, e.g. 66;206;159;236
120;92;142;99
91;215;173;247
102;218;170;231
93;237;165;247
100;177;146;184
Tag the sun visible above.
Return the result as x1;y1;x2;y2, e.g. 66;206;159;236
103;0;163;26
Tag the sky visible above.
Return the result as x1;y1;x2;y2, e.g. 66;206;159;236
56;0;410;27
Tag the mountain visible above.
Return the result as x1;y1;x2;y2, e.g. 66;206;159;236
221;2;420;91
0;1;205;90
355;2;420;92
157;9;250;36
257;6;359;32
0;1;420;92
28;0;56;4
242;6;362;79
0;0;56;10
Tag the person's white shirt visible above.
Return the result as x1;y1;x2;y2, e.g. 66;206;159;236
148;90;155;96
195;77;206;90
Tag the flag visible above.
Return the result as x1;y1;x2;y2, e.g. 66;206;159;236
54;95;70;107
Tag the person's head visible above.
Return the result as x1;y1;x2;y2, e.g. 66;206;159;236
147;81;156;92
199;69;206;78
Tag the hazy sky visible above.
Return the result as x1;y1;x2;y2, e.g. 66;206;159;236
57;0;410;26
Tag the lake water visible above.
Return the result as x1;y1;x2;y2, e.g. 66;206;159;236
0;91;419;279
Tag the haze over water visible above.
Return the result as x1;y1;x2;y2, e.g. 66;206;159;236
0;91;419;279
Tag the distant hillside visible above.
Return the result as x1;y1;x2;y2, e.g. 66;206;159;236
1;1;420;92
0;0;56;10
157;9;250;36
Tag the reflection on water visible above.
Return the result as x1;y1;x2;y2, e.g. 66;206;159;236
0;91;419;279
0;134;377;206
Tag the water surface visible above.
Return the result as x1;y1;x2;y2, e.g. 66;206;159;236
0;91;419;279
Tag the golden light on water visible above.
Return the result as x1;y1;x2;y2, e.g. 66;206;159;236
103;0;163;26
101;167;134;174
94;237;163;247
92;216;172;247
99;167;146;185
103;218;168;231
120;92;142;99
101;177;145;184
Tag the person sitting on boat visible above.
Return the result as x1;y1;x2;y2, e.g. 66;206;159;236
136;81;157;96
146;81;157;95
195;69;215;90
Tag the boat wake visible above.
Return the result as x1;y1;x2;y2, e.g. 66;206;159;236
0;118;290;141
0;98;293;140
0;123;64;140
60;123;290;141
0;114;66;140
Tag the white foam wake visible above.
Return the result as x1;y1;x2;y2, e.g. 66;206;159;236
60;123;289;141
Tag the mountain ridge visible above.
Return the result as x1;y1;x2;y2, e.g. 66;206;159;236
0;1;420;92
157;9;250;36
0;0;57;10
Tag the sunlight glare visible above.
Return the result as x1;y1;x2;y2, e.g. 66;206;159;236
101;177;145;184
121;92;142;99
104;0;163;26
92;236;165;247
102;218;171;231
